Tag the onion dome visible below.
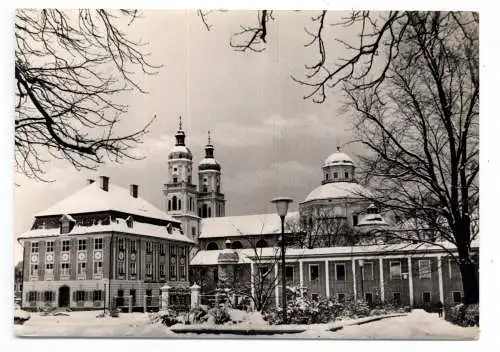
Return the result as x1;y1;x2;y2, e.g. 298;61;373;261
199;131;221;171
168;116;193;160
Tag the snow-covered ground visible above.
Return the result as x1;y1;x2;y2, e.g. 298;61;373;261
14;309;478;339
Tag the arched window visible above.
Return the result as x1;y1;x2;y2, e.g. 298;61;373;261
172;196;177;211
231;241;243;249
178;199;182;210
202;204;208;218
207;242;219;250
256;239;268;248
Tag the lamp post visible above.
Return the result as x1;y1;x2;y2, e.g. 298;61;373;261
271;197;293;325
359;259;365;302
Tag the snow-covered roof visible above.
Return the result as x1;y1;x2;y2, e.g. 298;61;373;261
357;213;389;227
35;181;179;223
304;182;372;202
199;158;219;166
18;218;194;244
168;145;193;159
200;212;300;239
324;152;354;167
190;240;480;265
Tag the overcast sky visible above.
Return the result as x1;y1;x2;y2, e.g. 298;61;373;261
13;10;371;261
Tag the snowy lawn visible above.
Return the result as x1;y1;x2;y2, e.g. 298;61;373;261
14;309;478;339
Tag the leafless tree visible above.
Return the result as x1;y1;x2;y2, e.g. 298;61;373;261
205;10;478;305
15;9;159;181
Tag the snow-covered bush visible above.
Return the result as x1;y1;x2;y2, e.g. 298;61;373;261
445;304;479;327
149;309;179;327
208;304;231;325
190;306;209;324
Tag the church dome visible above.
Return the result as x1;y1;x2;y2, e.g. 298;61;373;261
324;151;354;167
199;157;221;171
168;145;193;160
304;182;372;202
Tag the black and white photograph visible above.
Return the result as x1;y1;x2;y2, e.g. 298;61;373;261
8;3;492;343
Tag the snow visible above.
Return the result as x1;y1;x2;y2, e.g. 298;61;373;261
304;182;372;202
357;213;389;227
14;309;478;339
18;219;194;244
200;212;300;239
199;158;219;165
35;181;178;223
324;151;354;167
191;240;480;265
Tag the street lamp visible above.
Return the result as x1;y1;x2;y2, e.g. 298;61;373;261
359;259;365;302
271;197;293;325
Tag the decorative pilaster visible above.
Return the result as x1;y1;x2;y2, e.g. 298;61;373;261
325;260;330;298
408;257;414;307
274;263;279;308
437;256;444;303
352;258;357;302
160;284;171;312
379;257;385;302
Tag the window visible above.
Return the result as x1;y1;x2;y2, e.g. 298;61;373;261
31;242;39;253
146;241;152;253
118;238;125;251
78;239;86;251
335;263;346;281
256;239;268;248
231;241;243;249
146;263;152;276
118;261;125;275
325;173;329;180
365;292;373;305
130;262;137;275
160;243;166;255
192;227;196;238
352;215;358;226
310;264;320;281
28;291;37;302
61;221;70;234
160;264;165;277
93;290;102;302
91;238;102;250
418;260;432;279
30;264;38;276
173;167;177;172
173;177;178;183
77;262;86;275
61;263;70;276
126;216;133;228
62;240;70;252
333;172;338;179
207;242;218;250
46;241;54;252
285;266;294;281
130;240;136;252
179;247;186;279
449;259;460;278
75;290;85;302
452;291;462;303
44;291;55;302
390;261;402;279
169;246;177;279
46;263;54;272
362;262;374;280
337;293;345;303
168;200;171;211
93;261;103;275
393;292;401;305
423;292;431;303
345;171;349;178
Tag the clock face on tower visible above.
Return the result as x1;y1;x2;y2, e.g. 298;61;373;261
62;253;69;262
46;254;53;262
30;254;38;263
78;252;86;261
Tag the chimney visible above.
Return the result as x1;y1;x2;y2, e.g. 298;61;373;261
87;179;95;185
99;176;109;192
130;184;138;198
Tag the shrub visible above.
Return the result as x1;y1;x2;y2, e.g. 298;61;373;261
190;306;209;324
445;304;479;327
208;305;231;325
110;307;120;318
149;309;179;327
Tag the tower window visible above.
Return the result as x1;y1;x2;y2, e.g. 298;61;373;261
178;199;182;210
173;177;178;183
325;173;329;180
168;200;171;211
173;168;177;172
345;172;349;178
333;172;338;179
172;196;177;211
202;186;208;192
353;215;359;226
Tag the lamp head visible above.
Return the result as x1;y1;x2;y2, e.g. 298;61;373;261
271;197;294;217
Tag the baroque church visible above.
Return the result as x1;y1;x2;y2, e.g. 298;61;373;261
17;118;478;311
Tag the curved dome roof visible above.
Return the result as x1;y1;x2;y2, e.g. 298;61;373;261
304;182;372;202
199;157;221;171
324;151;354;167
168;145;193;160
357;213;389;227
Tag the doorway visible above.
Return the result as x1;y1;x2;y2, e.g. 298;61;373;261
58;286;70;307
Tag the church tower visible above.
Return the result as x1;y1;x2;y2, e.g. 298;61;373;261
197;131;225;218
163;117;200;242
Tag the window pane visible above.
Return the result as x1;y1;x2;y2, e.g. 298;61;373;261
336;264;345;280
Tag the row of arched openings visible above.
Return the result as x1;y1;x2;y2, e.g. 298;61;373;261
205;239;268;250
